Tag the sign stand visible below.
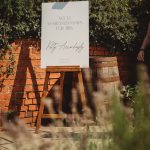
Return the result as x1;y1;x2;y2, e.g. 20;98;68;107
35;66;86;133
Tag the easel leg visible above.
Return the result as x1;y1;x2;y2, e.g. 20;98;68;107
35;72;50;133
59;72;65;113
72;72;77;88
78;71;86;112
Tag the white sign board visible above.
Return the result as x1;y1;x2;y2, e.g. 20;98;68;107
41;1;89;68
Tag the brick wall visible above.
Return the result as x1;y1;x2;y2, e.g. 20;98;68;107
0;39;60;126
0;39;137;126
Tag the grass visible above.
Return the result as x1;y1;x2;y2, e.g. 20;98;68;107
1;64;150;150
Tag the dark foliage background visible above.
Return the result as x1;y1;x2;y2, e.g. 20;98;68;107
0;0;150;52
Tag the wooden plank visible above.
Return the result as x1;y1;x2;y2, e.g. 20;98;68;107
35;72;50;134
46;66;81;72
93;62;118;68
43;114;67;119
59;73;65;112
77;71;86;111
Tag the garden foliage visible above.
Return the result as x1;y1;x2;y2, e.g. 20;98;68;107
0;0;150;52
112;64;150;150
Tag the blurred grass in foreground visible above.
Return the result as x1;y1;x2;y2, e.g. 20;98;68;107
1;64;150;150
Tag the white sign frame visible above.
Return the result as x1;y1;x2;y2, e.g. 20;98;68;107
41;1;89;68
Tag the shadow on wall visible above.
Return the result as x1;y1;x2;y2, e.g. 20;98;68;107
8;40;41;115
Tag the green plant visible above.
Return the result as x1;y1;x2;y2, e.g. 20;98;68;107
112;64;150;150
112;94;132;150
2;65;150;150
0;0;150;53
89;0;150;52
129;0;150;50
0;0;44;80
121;85;137;106
0;0;43;46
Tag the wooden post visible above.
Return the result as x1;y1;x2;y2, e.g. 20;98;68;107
78;71;86;111
59;72;65;113
35;72;50;133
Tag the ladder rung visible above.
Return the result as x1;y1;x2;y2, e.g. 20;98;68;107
42;114;67;119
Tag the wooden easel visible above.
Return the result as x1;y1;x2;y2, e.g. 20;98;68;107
35;66;86;133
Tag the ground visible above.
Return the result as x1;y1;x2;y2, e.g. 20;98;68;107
0;125;112;150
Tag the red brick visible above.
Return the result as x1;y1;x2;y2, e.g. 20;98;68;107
26;78;44;85
26;111;33;117
0;100;9;107
15;92;27;99
50;73;60;79
27;92;41;99
14;66;27;72
25;79;33;85
30;54;41;60
32;99;38;105
24;99;33;105
31;60;40;66
35;73;45;79
0;107;8;113
31;47;40;54
3;80;14;86
13;47;21;54
0;94;12;100
34;67;45;73
33;73;60;80
11;100;24;106
14;85;33;92
35;85;52;91
96;47;107;51
5;75;15;80
28;105;38;111
16;60;39;67
93;50;105;56
0;86;12;93
33;111;38;117
20;106;28;111
36;85;44;91
49;79;59;85
0;67;7;73
23;117;32;124
0;60;10;67
19;112;26;118
34;79;45;85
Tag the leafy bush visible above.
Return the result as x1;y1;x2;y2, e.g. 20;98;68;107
112;64;150;150
121;85;137;106
89;0;150;52
0;0;150;52
89;0;138;52
0;0;43;50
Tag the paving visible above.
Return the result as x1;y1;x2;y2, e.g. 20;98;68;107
0;126;111;150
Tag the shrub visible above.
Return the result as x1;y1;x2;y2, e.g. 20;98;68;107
0;0;43;50
0;0;43;77
121;85;137;106
112;64;150;150
89;0;145;52
0;0;150;52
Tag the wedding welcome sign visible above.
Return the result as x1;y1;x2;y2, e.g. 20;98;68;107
41;1;89;68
